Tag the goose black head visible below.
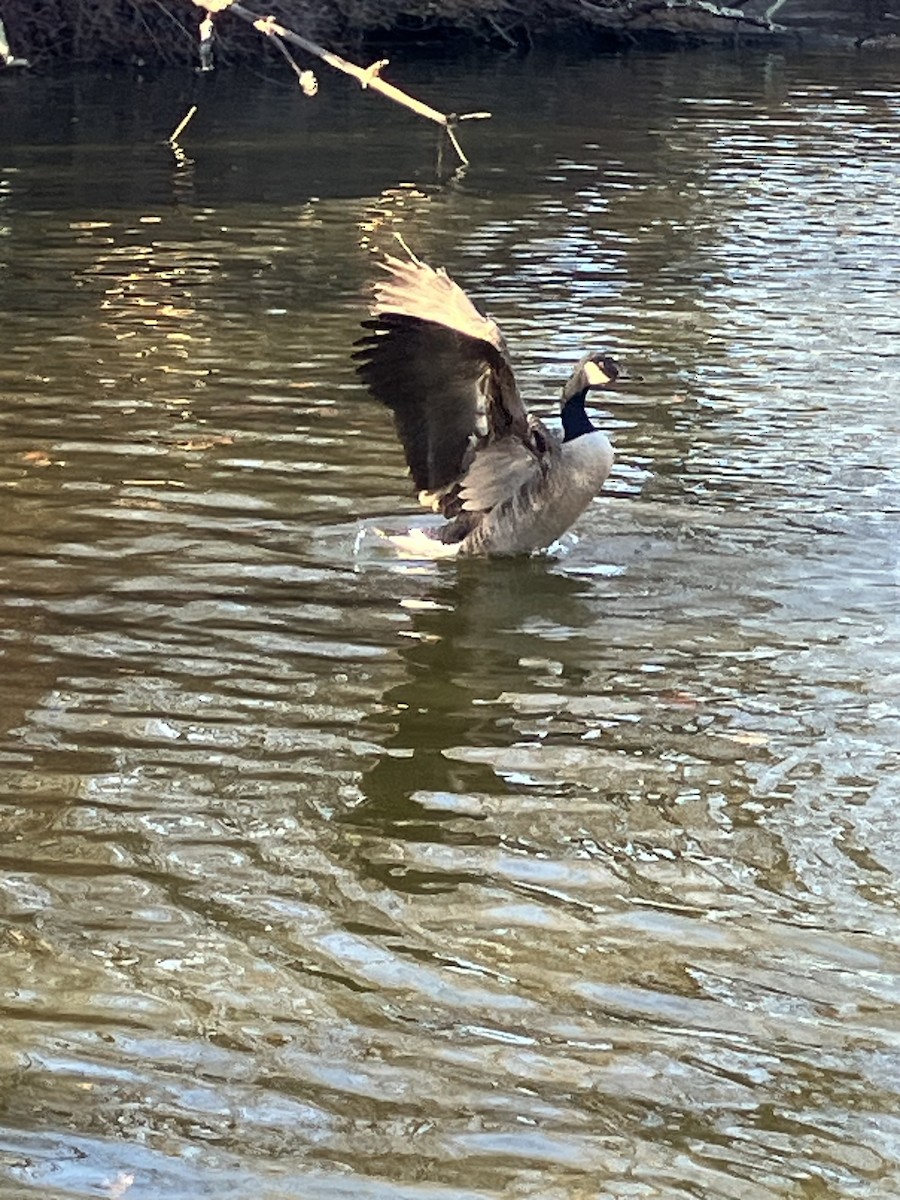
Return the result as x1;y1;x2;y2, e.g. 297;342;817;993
562;353;619;401
561;353;619;441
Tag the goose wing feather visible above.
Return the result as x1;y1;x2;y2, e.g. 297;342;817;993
458;437;545;513
371;253;507;350
353;255;529;497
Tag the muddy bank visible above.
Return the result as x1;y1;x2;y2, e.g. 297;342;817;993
0;0;896;70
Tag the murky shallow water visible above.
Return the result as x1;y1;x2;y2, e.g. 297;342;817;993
1;46;900;1200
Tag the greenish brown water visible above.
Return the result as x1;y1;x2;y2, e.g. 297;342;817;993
1;48;899;1200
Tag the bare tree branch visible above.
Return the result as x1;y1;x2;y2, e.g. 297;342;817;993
194;0;490;166
577;0;781;35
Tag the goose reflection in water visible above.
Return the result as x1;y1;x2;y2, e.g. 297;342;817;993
342;557;596;887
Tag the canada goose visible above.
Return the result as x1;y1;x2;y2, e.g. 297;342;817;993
353;253;618;557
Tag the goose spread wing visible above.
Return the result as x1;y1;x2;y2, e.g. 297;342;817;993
354;255;529;497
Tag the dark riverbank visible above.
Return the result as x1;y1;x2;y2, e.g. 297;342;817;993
0;0;896;70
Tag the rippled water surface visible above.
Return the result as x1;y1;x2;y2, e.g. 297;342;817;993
1;46;900;1199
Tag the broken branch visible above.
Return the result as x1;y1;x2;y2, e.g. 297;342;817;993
191;0;490;166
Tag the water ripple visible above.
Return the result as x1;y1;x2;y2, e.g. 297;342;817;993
2;46;900;1200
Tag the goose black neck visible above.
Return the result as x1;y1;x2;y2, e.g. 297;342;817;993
562;391;596;442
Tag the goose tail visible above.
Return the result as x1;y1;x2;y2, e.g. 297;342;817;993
383;527;463;559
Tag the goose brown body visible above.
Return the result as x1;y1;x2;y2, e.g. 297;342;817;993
353;254;617;557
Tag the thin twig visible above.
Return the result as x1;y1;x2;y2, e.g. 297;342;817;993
484;15;519;49
268;32;318;95
445;124;469;167
764;0;790;21
169;104;198;142
145;0;197;46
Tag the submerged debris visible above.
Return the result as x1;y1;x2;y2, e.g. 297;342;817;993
0;13;29;67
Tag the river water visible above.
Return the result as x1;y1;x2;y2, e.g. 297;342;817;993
1;44;899;1200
